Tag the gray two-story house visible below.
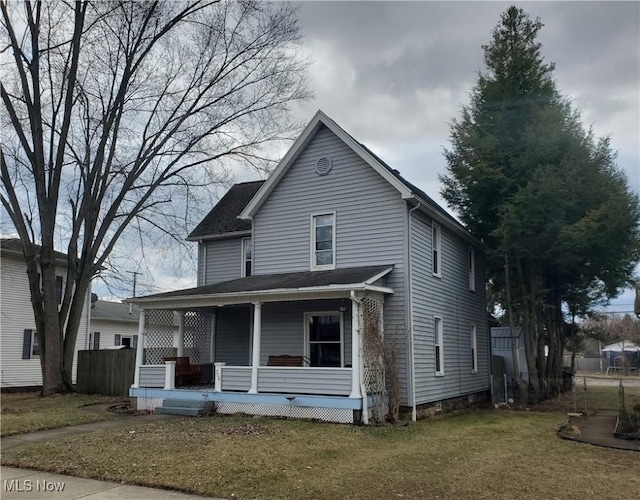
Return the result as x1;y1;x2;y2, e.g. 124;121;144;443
128;111;489;424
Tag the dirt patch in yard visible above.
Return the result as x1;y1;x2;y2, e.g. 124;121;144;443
106;403;152;416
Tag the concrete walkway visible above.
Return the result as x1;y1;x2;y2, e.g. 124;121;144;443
562;410;640;452
1;411;221;499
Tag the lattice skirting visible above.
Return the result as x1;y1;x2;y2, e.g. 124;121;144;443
135;397;165;412
215;402;354;424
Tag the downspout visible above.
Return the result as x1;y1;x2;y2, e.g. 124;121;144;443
407;199;421;421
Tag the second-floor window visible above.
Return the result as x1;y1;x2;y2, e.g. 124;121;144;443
432;222;441;277
242;238;253;277
311;213;336;270
468;247;475;291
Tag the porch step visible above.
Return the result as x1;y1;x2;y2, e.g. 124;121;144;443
155;399;212;417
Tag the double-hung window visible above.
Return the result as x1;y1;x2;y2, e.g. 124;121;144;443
432;222;441;277
434;316;444;375
305;312;343;367
470;324;478;373
242;238;253;277
468;247;475;291
311;213;336;270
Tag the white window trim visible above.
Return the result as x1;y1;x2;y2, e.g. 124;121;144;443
468;246;475;291
241;237;252;278
434;316;444;376
310;211;336;271
432;222;442;278
304;311;344;367
470;323;478;374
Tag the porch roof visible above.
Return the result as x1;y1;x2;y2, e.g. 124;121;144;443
128;265;394;309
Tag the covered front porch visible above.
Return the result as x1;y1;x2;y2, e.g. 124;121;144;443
128;266;392;424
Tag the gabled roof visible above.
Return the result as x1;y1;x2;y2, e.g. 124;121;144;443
129;265;393;306
1;238;68;265
602;341;640;352
91;300;140;323
187;180;265;241
239;110;482;248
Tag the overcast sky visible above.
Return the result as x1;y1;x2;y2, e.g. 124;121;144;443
112;1;640;312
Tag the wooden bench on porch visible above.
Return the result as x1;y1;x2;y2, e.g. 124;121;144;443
267;355;308;367
163;356;202;386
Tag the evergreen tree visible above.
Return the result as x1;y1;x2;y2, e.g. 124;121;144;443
441;6;640;400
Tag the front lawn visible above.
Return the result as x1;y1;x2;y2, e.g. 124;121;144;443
1;392;125;436
2;410;639;499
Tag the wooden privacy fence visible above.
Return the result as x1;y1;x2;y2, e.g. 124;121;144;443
77;349;136;396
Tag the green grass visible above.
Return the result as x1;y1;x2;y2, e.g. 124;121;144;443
1;391;125;436
2;410;639;499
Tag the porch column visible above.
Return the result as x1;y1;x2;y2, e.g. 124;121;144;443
132;308;146;388
209;310;217;363
349;294;362;399
248;302;262;394
177;311;185;357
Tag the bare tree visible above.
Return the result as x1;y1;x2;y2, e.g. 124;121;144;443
0;0;311;395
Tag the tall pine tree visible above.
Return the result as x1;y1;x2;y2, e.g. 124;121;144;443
441;6;640;400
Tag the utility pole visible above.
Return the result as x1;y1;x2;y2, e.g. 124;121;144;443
127;271;142;298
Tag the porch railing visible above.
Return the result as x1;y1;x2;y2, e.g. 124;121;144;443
136;363;352;397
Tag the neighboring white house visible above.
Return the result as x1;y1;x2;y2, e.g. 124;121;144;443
89;300;140;350
0;238;91;389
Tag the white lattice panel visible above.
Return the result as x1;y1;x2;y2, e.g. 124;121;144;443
362;294;387;423
215;402;353;424
135;397;165;412
184;312;211;364
144;310;176;364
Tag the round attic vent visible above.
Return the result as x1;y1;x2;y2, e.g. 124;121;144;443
315;157;333;176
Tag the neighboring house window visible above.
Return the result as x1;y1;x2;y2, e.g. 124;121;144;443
468;247;475;291
55;275;63;304
432;222;441;277
305;312;343;367
242;238;253;277
115;335;137;348
89;332;101;350
22;329;39;359
470;324;477;373
434;316;444;375
311;213;336;270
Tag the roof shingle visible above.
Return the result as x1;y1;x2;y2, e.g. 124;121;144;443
187;180;265;240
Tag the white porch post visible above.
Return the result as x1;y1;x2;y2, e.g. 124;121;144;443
209;310;217;363
164;361;176;390
177;311;185;357
349;294;362;399
248;302;262;394
214;362;225;392
132;309;146;388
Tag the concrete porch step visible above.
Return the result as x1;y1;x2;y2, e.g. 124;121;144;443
161;399;212;409
155;406;206;417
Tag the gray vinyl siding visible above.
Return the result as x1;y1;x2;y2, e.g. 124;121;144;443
261;300;352;366
202;238;242;285
252;125;409;403
139;366;165;388
215;305;251;365
410;211;489;405
258;368;351;395
221;366;251;391
213;300;353;367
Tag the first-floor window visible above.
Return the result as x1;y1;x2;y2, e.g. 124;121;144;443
470;324;477;373
434;316;444;375
22;329;39;359
115;335;137;348
306;312;343;367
